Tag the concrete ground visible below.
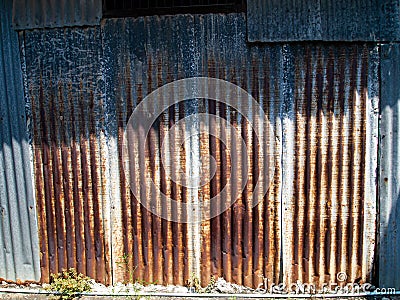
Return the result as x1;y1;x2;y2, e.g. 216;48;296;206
1;292;400;300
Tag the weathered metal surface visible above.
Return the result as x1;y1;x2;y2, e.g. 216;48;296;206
103;0;246;17
20;11;380;287
379;44;400;289
0;0;40;282
102;14;282;286
12;0;102;30
247;0;400;42
103;15;193;285
281;44;379;287
22;26;110;283
102;13;379;288
247;0;322;42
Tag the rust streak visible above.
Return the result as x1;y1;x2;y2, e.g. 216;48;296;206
31;81;48;281
39;78;57;276
79;80;95;278
88;87;105;281
58;81;75;270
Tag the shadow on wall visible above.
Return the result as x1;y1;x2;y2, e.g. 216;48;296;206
379;43;400;290
0;0;40;282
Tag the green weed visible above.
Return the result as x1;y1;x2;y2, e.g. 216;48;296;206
45;268;92;300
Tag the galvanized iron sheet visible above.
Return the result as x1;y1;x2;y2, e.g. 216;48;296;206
247;0;400;42
12;0;102;30
379;44;400;289
0;0;40;282
281;44;379;287
22;26;110;283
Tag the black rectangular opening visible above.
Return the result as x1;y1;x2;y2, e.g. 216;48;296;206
103;0;246;17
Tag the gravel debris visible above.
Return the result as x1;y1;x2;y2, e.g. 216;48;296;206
0;278;383;296
208;278;254;294
0;278;255;295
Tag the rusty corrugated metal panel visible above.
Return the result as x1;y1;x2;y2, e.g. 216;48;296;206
103;13;281;287
12;0;102;30
22;26;110;284
379;44;400;289
196;16;282;288
20;11;380;288
103;13;379;288
281;44;379;288
0;0;40;282
103;16;195;285
247;0;400;42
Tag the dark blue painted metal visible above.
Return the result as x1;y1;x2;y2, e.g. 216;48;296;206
247;0;400;42
12;0;102;30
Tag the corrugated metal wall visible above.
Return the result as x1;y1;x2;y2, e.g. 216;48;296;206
379;44;400;289
0;0;40;282
19;11;381;288
101;14;378;287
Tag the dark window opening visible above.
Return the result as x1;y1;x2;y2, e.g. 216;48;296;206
103;0;246;17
